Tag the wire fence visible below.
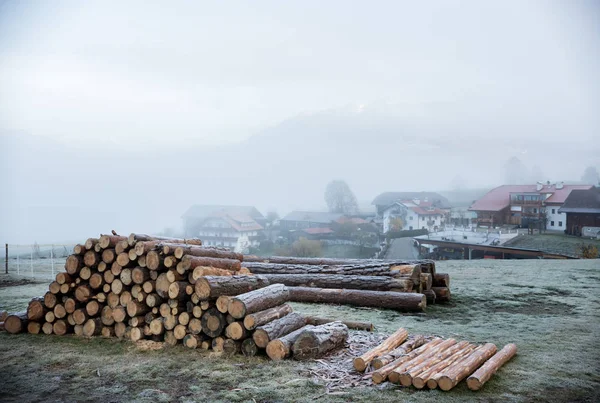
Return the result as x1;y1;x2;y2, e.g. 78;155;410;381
2;244;73;280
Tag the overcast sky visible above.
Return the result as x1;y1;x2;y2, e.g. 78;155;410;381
0;0;599;244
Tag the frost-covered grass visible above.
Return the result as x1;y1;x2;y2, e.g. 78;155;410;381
1;259;599;402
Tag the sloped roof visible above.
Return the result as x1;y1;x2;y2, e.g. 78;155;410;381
202;212;263;232
302;227;334;235
559;187;600;214
372;192;451;209
335;216;369;225
281;211;344;224
182;205;263;220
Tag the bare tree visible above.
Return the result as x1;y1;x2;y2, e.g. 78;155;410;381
324;180;358;215
581;166;600;185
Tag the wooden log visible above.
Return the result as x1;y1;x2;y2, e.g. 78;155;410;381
84;251;100;267
467;344;517;391
260;274;413;292
149;318;165;335
145;293;163;308
114;322;127;338
433;273;450;288
180;255;242;272
94;243;102;253
253;312;306;348
107;292;120;308
73;244;86;255
414;344;476;389
131;267;150;285
85;238;99;250
142;280;155;294
166;269;185;282
48;281;61;294
145;251;164;271
390;264;422;284
134;241;161;256
423;289;436;305
242;338;260;357
372;338;443;384
164;256;179;268
59;283;70;294
191;266;234;280
155;273;171;298
244;262;411;277
188;318;203;334
101;248;116;264
353;327;409;372
82;317;102;337
168;281;188;300
212;336;225;352
65;255;84;275
27;297;46;321
44;292;58;309
128;233;202;247
41;321;53;334
85;300;101;317
138;254;147;268
420;273;432;290
431;287;451;302
192;306;203;319
243;304;293;330
53;304;67;319
126;300;149;317
201;308;226;338
55;272;72;285
74;285;91;303
101;306;115;326
127;248;138;261
288;287;426;312
183;333;204;349
436;343;498;391
225;321;247;340
112;306;127;323
119;291;133;306
292;322;349;360
215;296;231;313
174;324;187;340
99;235;127;249
4;312;28;334
115;240;129;255
304;316;374;332
195;275;270;300
372;335;427;369
27;321;42;334
116;252;133;268
73;308;88;325
388;338;458;384
228;284;290;319
130;327;143;341
173;244;242;260
53;320;70;336
67;313;76;326
223;339;241;355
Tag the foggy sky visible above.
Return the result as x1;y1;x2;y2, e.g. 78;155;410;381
1;1;599;244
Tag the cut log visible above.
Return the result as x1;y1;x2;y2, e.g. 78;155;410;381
372;335;427;369
138;255;147;268
131;267;150;284
83;317;102;337
48;282;61;295
388;338;458;384
188;318;203;334
433;273;450;288
116;252;133;267
67;314;76;326
65;255;84;275
115;240;129;255
53;304;67;319
73;309;88;325
41;322;54;334
292;322;349;360
59;283;70;294
253;312;306;348
99;235;127;249
372;338;443;384
74;285;92;303
155;273;171;299
201;308;226;338
85;238;99;250
242;338;259;357
127;300;149;317
73;244;86;255
173;244;242;260
149;318;165;335
183;333;204;349
423;289;436;305
142;281;156;294
79;267;92;281
390;264;422;284
259;274;413;292
128;233;202;247
174;324;187;340
112;306;127;323
4;312;28;334
216;296;231;314
130;327;143;342
195;275;270;300
101;248;116;264
436;343;498;391
414;344;476;389
244;262;410;277
120;291;133;306
55;272;72;285
145;293;163;308
128;249;138;262
27;321;42;334
223;339;241;355
353;327;409;372
212;336;225;352
135;241;161;256
228;284;290;319
467;344;517;391
114;322;127;338
420;273;432;290
304;316;374;332
166;269;185;282
243;304;293;330
164;256;179;269
107;292;120;308
53;320;70;336
85;300;101;317
180;255;242;272
145;251;164;271
27;297;46;321
84;251;100;267
111;279;124;295
101;306;115;326
94;243;102;253
168;281;188;300
191;267;235;281
178;312;190;326
432;287;451;302
288;287;426;312
44;292;58;309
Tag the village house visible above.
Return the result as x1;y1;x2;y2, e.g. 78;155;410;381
279;211;344;232
382;198;446;233
469;183;593;229
372;192;451;217
559;186;600;237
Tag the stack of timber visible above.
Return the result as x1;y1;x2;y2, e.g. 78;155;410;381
241;256;450;305
353;326;517;391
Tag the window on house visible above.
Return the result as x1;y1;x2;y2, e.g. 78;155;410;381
552;209;555;214
559;221;563;227
551;221;554;226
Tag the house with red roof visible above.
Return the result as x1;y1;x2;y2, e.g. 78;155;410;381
469;183;593;229
382;198;446;233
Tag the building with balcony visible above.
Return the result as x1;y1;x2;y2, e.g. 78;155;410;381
382;199;446;233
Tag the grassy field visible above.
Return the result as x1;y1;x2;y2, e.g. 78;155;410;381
1;259;599;402
503;233;600;257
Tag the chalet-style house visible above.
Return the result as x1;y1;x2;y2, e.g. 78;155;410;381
181;205;265;252
382;199;446;233
279;211;344;232
469;183;593;229
372;192;451;217
559;187;600;237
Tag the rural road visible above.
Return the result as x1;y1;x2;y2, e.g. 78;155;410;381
384;238;420;260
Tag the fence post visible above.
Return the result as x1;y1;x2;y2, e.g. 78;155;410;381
4;244;7;274
51;245;55;278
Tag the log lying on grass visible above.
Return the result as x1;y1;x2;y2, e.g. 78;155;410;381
388;338;457;384
353;327;409;371
194;275;270;300
304;316;374;332
437;343;498;391
288;287;426;312
4;312;28;334
228;284;290;319
372;335;427;369
371;338;443;384
252;312;306;348
266;325;316;360
292;322;349;360
413;343;476;389
243;262;414;277
431;287;451;302
467;343;517;391
259;274;414;292
27;297;46;321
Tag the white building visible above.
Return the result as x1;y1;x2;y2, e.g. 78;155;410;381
382;199;446;233
197;213;264;253
545;205;566;232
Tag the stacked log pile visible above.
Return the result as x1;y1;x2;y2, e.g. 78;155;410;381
354;327;517;391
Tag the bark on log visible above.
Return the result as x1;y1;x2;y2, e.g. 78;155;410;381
146;251;164;270
466;344;517;391
134;241;161;256
288;287;426;312
244;262;409;277
195;275;270;299
75;285;92;302
292;322;349;360
180;255;242;272
201;308;226;338
388;338;458;384
155;273;171;298
304;316;374;332
431;287;451;302
228;284;290;319
266;325;315;360
127;300;149;317
437;343;498;391
85;238;99;250
128;233;202;247
27;297;46;321
372;335;427;369
243;304;293;330
244;256;420;266
65;255;83;275
390;264;422;284
132;267;150;284
420;273;432;290
253;312;306;348
433;273;450;288
353;328;409;372
53;320;70;336
191;266;235;280
242;338;259;357
372;338;443;384
414;344;476;389
173;244;242;260
168;281;188;300
260;274;413;292
4;312;28;334
99;235;127;249
423;289;436;305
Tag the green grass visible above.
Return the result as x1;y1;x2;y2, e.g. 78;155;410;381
1;259;600;402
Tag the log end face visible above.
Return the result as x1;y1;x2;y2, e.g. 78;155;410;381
399;374;413;387
194;280;210;300
353;357;367;372
437;376;454;391
466;377;482;391
266;340;286;361
387;372;400;384
243;316;255;330
412;377;426;389
371;372;385;384
228;300;245;319
252;329;269;348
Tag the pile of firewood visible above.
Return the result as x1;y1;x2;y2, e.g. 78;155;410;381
353;327;517;391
